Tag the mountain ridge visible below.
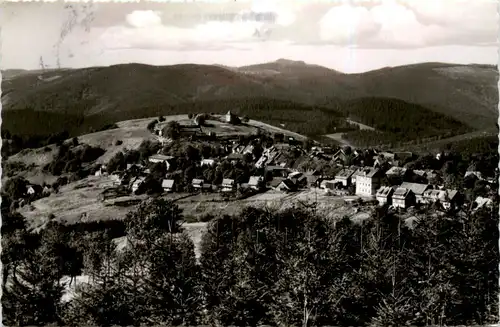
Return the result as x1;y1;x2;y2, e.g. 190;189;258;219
2;60;497;132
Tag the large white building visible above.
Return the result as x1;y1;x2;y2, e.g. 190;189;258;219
355;167;382;197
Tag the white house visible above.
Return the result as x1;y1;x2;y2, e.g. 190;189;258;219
376;186;395;206
392;187;415;209
355;167;382;197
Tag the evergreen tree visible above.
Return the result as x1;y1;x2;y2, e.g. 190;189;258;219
3;246;65;326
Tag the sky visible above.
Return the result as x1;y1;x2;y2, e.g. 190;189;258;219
1;0;498;73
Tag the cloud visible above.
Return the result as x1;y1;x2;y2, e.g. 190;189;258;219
100;8;286;51
318;0;497;48
126;10;162;28
318;5;381;45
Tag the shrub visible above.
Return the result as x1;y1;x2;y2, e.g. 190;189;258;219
115;140;123;146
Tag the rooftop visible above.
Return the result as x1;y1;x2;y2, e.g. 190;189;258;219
149;154;175;161
161;179;174;188
336;169;356;178
393;187;412;198
376;186;394;197
386;166;407;176
355;167;380;178
400;182;430;195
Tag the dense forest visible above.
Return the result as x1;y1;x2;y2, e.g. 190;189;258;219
2;197;498;327
338;98;472;147
1;98;349;156
2;96;477;156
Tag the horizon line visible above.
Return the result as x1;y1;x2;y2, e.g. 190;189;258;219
1;59;497;75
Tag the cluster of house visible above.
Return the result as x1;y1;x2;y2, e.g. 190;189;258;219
90;132;497;211
320;165;460;209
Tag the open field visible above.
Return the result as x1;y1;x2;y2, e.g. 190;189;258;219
17;173;369;233
17;175;147;230
346;119;375;131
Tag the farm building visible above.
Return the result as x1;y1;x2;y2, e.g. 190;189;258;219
26;184;42;196
320;180;338;191
392;187;415;209
473;196;494;211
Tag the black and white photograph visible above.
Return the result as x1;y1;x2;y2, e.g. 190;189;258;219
0;0;499;326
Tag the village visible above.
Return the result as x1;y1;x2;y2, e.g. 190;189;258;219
45;110;494;220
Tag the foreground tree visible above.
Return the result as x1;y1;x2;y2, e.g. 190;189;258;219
3;246;65;326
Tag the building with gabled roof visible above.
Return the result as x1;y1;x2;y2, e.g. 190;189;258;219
400;182;432;204
355;167;382;197
423;189;459;210
392;187;415;209
334;168;356;187
275;179;297;192
376;186;395;206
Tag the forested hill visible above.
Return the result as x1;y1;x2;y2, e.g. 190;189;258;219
2;61;497;130
341;97;471;140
